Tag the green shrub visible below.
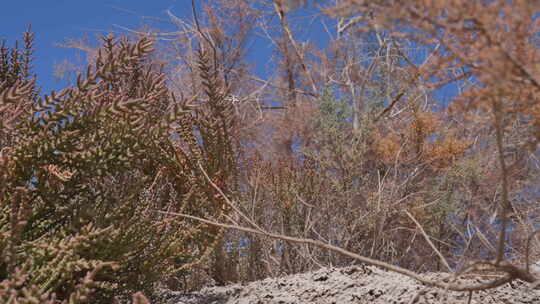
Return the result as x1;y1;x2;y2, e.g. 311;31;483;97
0;30;235;302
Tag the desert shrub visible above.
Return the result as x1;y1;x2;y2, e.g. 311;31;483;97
0;29;235;302
213;0;540;286
231;83;477;276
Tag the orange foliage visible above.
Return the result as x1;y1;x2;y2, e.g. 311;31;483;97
424;135;471;169
411;110;440;140
373;132;402;165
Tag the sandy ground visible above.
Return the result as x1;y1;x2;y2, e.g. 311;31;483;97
154;265;540;304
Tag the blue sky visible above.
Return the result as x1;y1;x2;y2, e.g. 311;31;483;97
1;1;197;93
2;1;457;105
2;1;335;97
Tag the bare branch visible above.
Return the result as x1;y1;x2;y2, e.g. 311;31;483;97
163;210;524;292
405;210;452;272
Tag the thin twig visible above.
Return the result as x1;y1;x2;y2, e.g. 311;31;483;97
197;162;264;232
191;0;218;68
273;0;317;94
526;229;540;274
405;210;452;272
492;99;512;264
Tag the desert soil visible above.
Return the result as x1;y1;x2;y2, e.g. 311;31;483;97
155;265;540;304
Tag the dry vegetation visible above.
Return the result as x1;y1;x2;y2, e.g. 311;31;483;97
1;0;540;302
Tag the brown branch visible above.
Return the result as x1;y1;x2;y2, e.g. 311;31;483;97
162;210;520;292
405;210;452;272
273;0;318;95
492;99;513;264
374;92;404;122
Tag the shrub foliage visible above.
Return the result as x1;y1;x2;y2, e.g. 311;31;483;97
0;29;236;302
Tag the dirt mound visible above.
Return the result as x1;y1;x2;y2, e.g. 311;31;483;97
155;265;540;304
